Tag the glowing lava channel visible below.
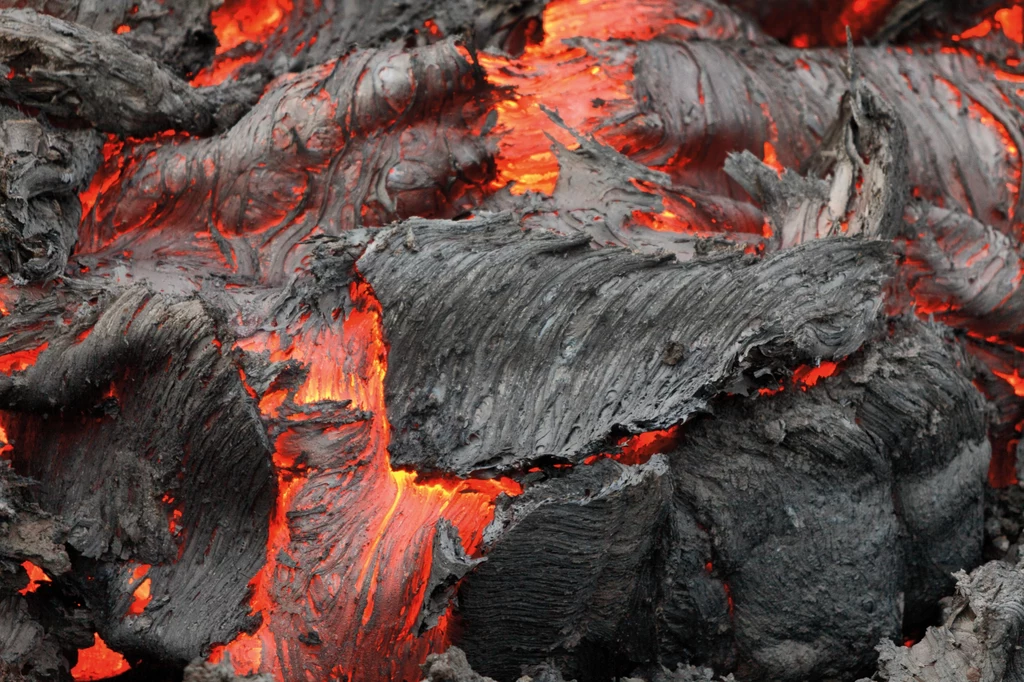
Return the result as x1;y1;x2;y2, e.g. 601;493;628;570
476;0;702;196
213;281;520;680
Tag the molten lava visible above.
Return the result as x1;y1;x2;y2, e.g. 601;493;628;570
191;0;293;86
214;280;521;679
793;361;840;389
18;560;50;595
126;564;153;616
0;343;48;374
994;368;1024;396
70;634;130;681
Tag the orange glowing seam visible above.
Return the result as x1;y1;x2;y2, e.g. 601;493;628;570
993;368;1024;396
582;425;684;466
756;361;839;397
191;54;263;88
79;136;126;218
955;19;992;41
0;422;12;457
0;342;48;373
127;578;152;615
792;361;839;389
965;99;1021;219
71;634;131;681
762;142;783;175
832;0;895;45
126;564;153;616
627;180;723;235
18;560;51;595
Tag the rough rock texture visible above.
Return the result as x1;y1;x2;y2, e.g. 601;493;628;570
418;646;739;682
0;285;274;664
0;461;82;681
459;457;672;681
0;0;1019;681
0;9;219;136
418;520;483;634
360;213;888;475
719;0;1001;46
182;656;274;682
660;322;988;680
585;39;1024;237
0;105;101;283
902;201;1024;344
861;559;1024;682
0;0;217;77
726;69;909;249
457;321;988;682
207;0;760;90
421;646;498;682
484;129;768;262
78;38;495;281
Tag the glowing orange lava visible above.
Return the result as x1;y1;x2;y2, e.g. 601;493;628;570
997;6;1024;44
832;0;895;44
71;634;130;681
994;368;1024;396
793;361;839;389
763;142;784;175
215;279;521;680
583;425;684;466
478;0;676;194
0;342;48;374
213;0;294;54
191;0;293;86
126;564;153;616
18;560;51;595
956;5;1024;44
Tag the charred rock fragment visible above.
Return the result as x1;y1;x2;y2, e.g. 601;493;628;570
0;9;219;137
0;0;217;77
862;559;1024;682
0;106;101;283
182;656;274;682
726;72;909;248
421;646;498;682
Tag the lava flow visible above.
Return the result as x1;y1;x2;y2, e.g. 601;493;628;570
213;280;521;680
2;0;1023;678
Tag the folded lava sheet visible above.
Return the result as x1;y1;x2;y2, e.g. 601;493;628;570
2;1;1024;682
